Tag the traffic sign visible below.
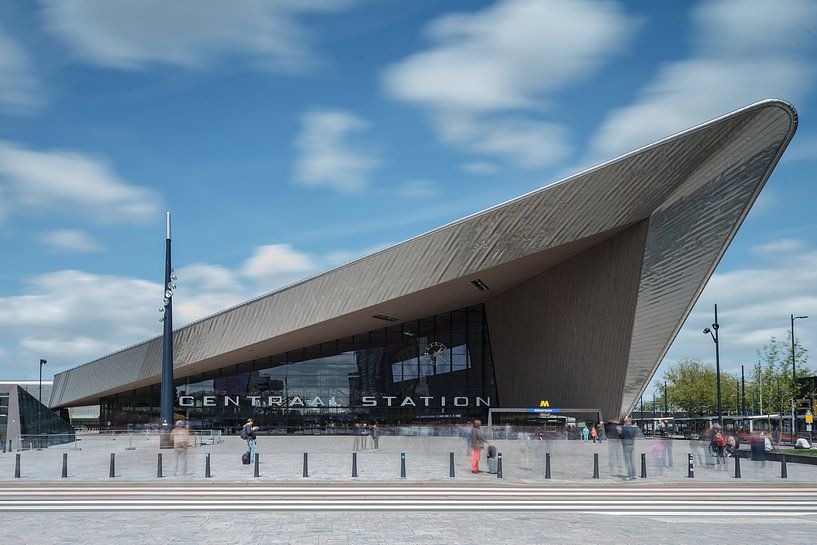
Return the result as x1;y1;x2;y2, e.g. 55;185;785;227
806;411;813;424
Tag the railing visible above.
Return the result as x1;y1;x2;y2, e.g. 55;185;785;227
10;430;222;451
16;433;77;451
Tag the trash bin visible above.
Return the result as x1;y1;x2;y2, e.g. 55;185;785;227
487;445;498;474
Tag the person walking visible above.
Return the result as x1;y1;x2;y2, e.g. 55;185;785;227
370;424;380;450
352;423;361;451
712;427;727;470
620;418;637;480
590;425;598;444
582;425;590;444
606;420;622;474
463;420;473;456
361;423;369;450
470;420;487;473
242;418;258;464
750;432;767;468
171;420;191;476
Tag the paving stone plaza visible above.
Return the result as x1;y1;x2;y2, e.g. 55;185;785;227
3;433;815;483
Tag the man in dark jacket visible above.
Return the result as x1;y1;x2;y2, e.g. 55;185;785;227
620;418;637;480
242;418;258;464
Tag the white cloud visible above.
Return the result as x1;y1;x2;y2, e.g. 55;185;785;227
383;0;638;168
173;263;247;324
0;270;161;374
0;24;41;112
0;240;389;378
462;162;500;175
663;242;817;375
40;0;357;72
293;109;380;192
41;229;102;253
0;141;160;224
587;0;817;162
398;180;438;199
241;243;317;290
752;238;807;255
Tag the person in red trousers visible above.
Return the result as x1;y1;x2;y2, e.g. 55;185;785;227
471;420;487;473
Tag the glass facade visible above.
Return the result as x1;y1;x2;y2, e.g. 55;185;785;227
11;387;75;447
101;304;498;433
0;392;8;447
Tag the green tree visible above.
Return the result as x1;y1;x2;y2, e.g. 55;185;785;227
660;358;738;416
752;336;811;415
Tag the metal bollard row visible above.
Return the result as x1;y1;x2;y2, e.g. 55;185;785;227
13;446;797;482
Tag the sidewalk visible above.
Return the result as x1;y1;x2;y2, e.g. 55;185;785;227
2;434;813;483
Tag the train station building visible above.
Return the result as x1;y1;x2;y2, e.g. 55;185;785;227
49;100;797;433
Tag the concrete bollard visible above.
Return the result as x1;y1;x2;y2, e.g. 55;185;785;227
15;453;20;478
593;453;599;479
157;453;163;478
110;453;116;478
400;452;406;479
781;455;788;479
303;452;309;478
640;453;647;478
62;453;68;479
688;453;694;478
734;453;741;478
497;453;503;479
7;440;11;453
449;452;455;478
205;453;211;478
352;452;358;478
545;452;551;479
254;453;260;478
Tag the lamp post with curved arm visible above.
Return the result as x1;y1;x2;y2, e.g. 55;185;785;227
703;304;722;428
791;314;808;442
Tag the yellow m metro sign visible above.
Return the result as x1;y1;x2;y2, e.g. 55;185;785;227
539;400;550;408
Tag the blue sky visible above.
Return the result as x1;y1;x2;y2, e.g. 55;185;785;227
0;0;816;393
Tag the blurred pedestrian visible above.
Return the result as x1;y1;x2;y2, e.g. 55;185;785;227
471;420;487;473
651;437;665;476
171;420;190;476
352;423;361;451
606;420;622;475
712;427;727;470
370;424;380;450
750;432;767;468
591;426;598;444
463;420;473;456
361;423;369;450
582;425;590;444
620;418;637;480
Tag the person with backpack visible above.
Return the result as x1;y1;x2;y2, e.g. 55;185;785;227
712;428;727;469
241;418;258;465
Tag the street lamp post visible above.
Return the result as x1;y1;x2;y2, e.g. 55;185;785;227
741;365;745;416
664;380;668;414
703;304;722;428
38;359;47;441
735;380;740;415
791;314;808;443
158;212;178;448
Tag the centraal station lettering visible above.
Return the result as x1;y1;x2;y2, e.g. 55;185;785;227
177;395;491;409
